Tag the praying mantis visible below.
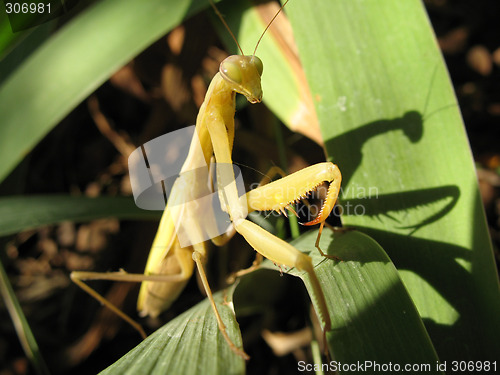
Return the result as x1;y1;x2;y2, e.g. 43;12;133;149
71;0;341;360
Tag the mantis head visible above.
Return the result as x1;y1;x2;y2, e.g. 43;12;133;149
220;55;263;104
212;0;289;104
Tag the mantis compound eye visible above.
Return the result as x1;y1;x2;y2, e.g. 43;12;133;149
220;57;243;84
251;56;263;76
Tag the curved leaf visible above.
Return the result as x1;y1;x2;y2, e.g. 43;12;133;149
283;230;441;368
100;229;441;374
99;288;245;375
286;0;500;361
0;195;160;237
0;0;210;183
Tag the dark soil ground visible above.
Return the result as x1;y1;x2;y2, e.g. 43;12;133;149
1;1;499;374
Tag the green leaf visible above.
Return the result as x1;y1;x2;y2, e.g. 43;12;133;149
285;0;500;362
100;229;442;374
285;230;441;370
0;260;50;375
0;0;211;183
99;288;245;375
0;195;160;237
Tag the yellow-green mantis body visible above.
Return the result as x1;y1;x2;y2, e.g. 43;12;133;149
71;0;341;360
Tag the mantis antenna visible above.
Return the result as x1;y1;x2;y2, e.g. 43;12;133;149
208;0;290;57
208;0;245;55
253;0;289;57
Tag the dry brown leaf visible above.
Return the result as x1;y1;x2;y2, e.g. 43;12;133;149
256;2;323;145
467;45;492;76
261;327;312;356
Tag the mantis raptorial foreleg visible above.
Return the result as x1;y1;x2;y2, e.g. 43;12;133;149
199;105;341;339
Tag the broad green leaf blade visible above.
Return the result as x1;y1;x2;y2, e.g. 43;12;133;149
0;0;210;183
286;0;500;361
0;13;56;86
101;229;440;373
0;195;160;237
99;289;245;375
283;230;441;370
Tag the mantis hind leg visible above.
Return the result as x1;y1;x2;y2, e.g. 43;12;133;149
234;219;331;334
233;219;331;356
70;270;191;339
